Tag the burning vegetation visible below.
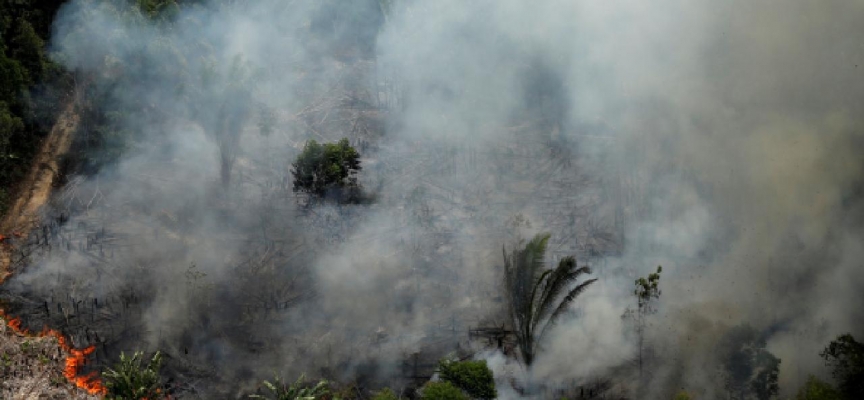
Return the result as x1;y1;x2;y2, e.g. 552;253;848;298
0;312;103;398
1;0;864;399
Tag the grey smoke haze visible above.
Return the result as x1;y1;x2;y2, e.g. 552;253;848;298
3;0;864;398
383;0;864;395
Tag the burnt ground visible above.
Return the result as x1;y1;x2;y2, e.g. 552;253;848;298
0;101;99;398
0;62;625;398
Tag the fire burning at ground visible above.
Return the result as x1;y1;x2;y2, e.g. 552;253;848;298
2;189;105;396
0;304;106;394
1;0;864;398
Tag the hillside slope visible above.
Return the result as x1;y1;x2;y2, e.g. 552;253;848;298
0;101;77;278
0;102;98;399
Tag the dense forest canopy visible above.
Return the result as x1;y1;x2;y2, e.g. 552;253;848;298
0;0;67;213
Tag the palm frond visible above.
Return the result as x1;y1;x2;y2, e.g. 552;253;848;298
503;233;597;366
534;260;592;328
538;278;598;341
104;351;162;400
251;374;330;400
524;233;551;278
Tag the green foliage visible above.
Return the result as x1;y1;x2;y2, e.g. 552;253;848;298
0;100;26;189
820;334;864;399
421;382;468;400
136;0;180;21
250;375;330;400
291;138;362;201
0;49;25;107
719;325;780;400
10;19;44;83
0;0;67;207
634;266;662;309
371;388;399;400
623;265;663;376
0;0;66;40
794;376;841;400
103;351;163;400
438;359;496;399
0;102;23;153
503;233;597;366
750;350;780;400
672;391;692;400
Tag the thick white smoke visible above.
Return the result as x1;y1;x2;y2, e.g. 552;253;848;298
2;0;863;398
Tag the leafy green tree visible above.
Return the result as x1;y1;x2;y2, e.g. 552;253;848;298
438;359;496;399
0;0;66;40
794;376;841;400
103;351;163;400
291;138;362;202
503;233;597;366
421;382;468;400
719;325;780;400
250;375;330;400
751;351;780;400
820;334;864;399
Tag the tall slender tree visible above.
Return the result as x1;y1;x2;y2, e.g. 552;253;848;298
623;265;662;377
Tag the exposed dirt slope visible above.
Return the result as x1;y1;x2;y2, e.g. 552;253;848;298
0;103;100;399
0;102;77;279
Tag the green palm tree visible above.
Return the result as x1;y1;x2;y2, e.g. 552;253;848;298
503;233;597;366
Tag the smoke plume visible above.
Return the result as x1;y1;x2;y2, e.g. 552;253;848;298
1;0;863;398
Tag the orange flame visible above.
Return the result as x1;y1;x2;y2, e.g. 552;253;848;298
7;316;23;332
0;237;108;396
0;310;107;395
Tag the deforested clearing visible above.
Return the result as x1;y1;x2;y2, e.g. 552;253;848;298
0;1;863;399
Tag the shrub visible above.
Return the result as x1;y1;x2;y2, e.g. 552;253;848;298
438;359;496;399
673;391;693;400
250;374;330;400
291;138;362;202
794;376;841;400
372;387;399;400
104;351;162;400
421;381;467;400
